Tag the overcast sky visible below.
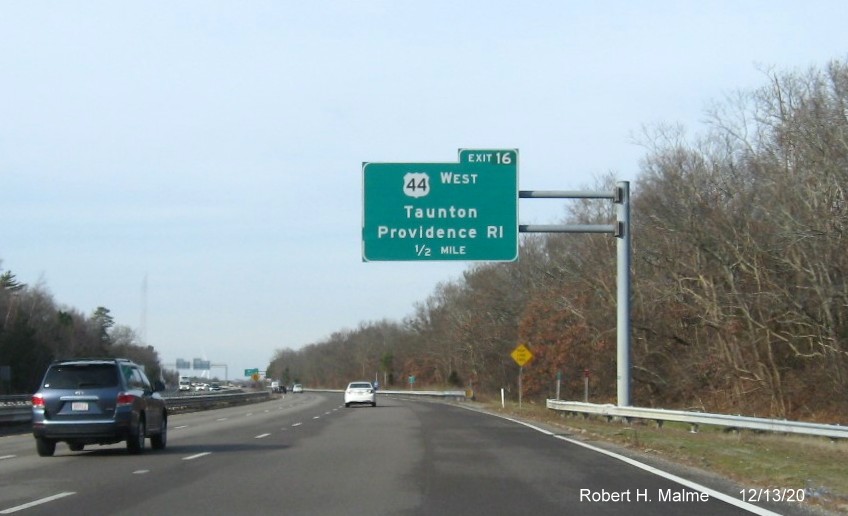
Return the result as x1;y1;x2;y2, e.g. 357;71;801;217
2;1;846;381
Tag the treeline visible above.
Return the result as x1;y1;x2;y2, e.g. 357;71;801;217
270;59;848;422
0;272;165;393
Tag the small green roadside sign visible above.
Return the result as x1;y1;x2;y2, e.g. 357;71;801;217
362;149;518;261
244;368;259;377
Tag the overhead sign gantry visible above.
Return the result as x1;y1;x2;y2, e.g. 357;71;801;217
362;148;632;407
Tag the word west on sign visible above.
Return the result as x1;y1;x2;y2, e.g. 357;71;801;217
362;149;518;261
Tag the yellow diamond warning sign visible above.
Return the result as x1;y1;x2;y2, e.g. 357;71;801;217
510;344;534;367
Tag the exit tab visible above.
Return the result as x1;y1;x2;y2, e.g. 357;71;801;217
462;150;514;165
362;149;519;262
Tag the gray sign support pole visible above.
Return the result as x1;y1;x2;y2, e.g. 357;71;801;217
519;181;631;407
518;366;523;409
616;182;631;406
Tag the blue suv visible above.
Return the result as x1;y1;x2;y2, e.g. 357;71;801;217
31;358;168;456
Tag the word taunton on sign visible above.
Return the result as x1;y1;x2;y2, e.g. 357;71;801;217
362;149;518;261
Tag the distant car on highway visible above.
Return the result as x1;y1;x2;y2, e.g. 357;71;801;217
292;383;304;394
344;381;376;408
31;358;168;456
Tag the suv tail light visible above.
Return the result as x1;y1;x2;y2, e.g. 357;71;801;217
116;392;136;406
32;393;45;408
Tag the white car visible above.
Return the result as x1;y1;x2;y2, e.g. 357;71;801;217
292;384;303;393
344;381;376;408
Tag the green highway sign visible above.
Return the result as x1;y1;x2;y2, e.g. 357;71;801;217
244;368;259;377
362;149;518;261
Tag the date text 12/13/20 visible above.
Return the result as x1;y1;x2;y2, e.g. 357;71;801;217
740;488;805;503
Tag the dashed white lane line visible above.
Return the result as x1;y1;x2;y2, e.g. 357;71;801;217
0;492;76;514
175;406;335;460
182;452;211;461
0;407;342;514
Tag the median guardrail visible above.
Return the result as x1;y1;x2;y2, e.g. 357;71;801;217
0;395;32;424
165;391;271;414
547;400;848;440
0;390;273;426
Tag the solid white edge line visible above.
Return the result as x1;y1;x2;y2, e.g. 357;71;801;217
0;455;15;460
0;492;76;514
470;408;782;516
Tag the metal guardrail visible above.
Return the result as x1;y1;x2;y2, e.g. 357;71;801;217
0;395;32;424
0;391;272;425
376;389;467;400
306;388;467;400
1;388;467;426
547;400;848;439
164;391;271;414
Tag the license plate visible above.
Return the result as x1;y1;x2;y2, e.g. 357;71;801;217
71;402;89;411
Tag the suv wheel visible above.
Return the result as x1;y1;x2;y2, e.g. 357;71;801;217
36;437;56;457
151;414;167;450
127;418;146;454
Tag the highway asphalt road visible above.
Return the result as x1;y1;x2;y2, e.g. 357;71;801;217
0;392;814;515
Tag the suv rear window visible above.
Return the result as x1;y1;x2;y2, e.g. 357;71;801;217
43;364;119;389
